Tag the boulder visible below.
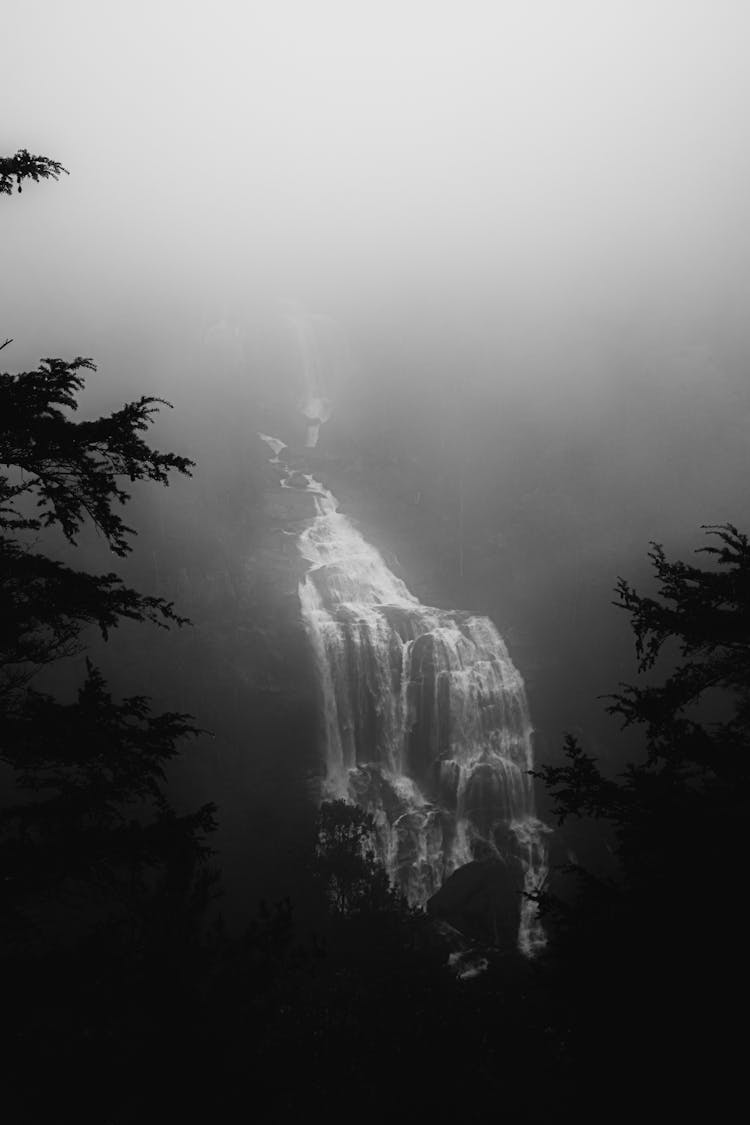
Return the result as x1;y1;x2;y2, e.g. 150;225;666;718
426;858;521;948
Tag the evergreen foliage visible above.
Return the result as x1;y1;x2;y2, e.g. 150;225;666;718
1;154;215;945
0;148;67;195
313;798;408;917
533;524;750;1112
537;524;750;903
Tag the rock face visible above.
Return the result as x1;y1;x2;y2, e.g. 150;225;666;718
426;858;522;949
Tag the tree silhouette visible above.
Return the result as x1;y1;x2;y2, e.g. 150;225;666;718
538;524;750;903
313;798;405;917
534;524;750;1114
1;154;215;942
0;148;67;195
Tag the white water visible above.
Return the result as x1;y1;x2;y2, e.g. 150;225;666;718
260;432;548;955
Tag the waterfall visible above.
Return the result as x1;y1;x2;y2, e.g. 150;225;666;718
260;433;548;956
287;310;342;448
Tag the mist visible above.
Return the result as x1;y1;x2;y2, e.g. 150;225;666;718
5;2;750;1118
6;0;750;336
3;0;749;876
3;0;748;807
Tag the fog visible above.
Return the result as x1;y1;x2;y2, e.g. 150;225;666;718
6;0;750;348
5;0;750;897
7;11;750;1114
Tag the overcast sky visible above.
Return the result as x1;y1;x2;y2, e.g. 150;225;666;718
4;0;750;399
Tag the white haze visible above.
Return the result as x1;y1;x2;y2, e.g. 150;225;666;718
5;0;750;904
3;0;750;474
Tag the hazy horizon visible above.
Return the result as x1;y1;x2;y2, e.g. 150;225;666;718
3;0;749;602
4;1;750;376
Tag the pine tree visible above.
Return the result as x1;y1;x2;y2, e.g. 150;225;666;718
538;524;750;912
535;525;750;1112
1;154;216;945
0;148;67;196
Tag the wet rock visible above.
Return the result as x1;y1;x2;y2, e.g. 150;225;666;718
426;857;522;948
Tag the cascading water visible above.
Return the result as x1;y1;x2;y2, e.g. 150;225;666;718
259;430;548;956
287;308;349;448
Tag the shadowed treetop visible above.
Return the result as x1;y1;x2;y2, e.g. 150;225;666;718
0;148;68;195
0;356;194;557
1;153;215;925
